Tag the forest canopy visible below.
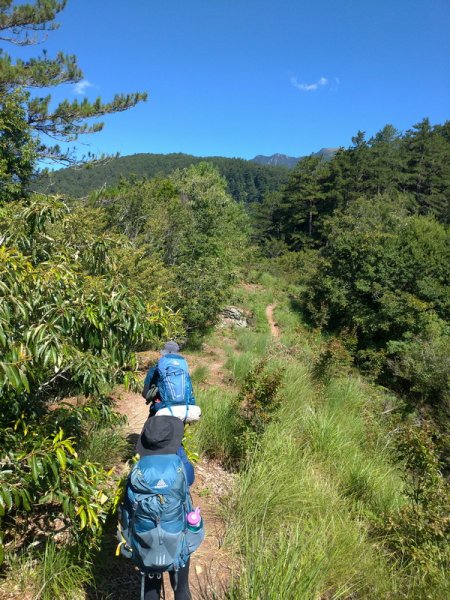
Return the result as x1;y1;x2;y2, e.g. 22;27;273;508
251;119;450;411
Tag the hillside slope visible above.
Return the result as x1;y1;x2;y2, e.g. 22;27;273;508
34;153;289;203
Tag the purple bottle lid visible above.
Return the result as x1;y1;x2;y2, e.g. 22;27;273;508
187;507;201;526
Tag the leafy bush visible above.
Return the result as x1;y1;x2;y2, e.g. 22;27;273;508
312;337;353;380
239;357;285;434
378;422;450;587
302;194;450;405
91;162;249;333
0;197;179;566
387;319;450;408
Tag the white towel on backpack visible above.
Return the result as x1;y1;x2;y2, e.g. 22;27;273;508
155;404;201;423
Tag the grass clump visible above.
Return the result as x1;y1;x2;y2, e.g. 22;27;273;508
191;364;210;385
225;349;256;384
193;387;242;466
2;542;91;600
78;425;129;469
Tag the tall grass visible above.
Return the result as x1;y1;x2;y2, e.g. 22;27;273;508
193;387;242;465
78;425;129;469
224;329;272;386
191;364;210;385
2;542;91;600
194;276;425;596
194;339;410;598
220;364;407;598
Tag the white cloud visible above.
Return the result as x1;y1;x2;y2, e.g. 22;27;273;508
74;79;93;95
290;76;329;92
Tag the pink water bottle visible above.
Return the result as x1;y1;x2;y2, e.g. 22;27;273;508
187;507;202;531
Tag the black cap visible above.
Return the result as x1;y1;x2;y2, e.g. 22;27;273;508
136;415;184;457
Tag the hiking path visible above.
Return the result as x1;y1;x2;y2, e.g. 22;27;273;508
265;302;280;338
103;302;279;599
109;346;235;600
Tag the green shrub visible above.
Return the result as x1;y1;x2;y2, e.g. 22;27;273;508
303;196;450;405
239;357;285;434
387;321;450;407
313;337;353;380
378;422;450;589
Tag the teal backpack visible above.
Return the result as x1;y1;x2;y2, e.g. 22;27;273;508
117;454;204;586
154;354;196;412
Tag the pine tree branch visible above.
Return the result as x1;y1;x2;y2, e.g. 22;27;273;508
0;1;66;44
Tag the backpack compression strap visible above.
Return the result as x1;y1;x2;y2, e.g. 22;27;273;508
116;521;132;557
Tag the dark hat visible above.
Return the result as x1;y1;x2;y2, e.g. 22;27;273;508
136;415;184;457
161;340;180;355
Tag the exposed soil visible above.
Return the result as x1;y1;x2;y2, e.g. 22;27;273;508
107;307;280;598
265;303;280;338
110;342;237;599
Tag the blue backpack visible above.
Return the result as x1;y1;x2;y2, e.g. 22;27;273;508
154;354;195;412
117;454;204;575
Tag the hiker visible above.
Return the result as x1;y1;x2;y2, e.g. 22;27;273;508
142;341;201;422
117;415;204;600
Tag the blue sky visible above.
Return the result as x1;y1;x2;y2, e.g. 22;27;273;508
11;0;450;160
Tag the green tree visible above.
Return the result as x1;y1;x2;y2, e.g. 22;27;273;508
275;155;328;248
92;163;249;332
0;196;181;566
323;131;370;211
402;119;450;223
170;163;249;330
0;88;36;202
365;124;405;196
0;1;175;575
0;0;147;199
303;194;449;398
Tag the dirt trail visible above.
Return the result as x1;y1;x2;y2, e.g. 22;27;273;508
112;345;235;600
265;303;280;338
110;303;279;598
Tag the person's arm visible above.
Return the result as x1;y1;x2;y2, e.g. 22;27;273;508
177;446;195;486
142;366;156;400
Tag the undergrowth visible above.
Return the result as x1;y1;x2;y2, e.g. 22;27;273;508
1;541;91;600
194;277;449;599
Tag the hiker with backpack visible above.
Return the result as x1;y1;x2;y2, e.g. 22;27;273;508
142;341;201;422
117;415;204;600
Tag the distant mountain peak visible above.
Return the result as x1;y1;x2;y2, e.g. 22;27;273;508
252;153;299;168
252;147;338;168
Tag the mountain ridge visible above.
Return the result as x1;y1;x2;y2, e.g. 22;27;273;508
34;148;338;200
252;147;338;167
